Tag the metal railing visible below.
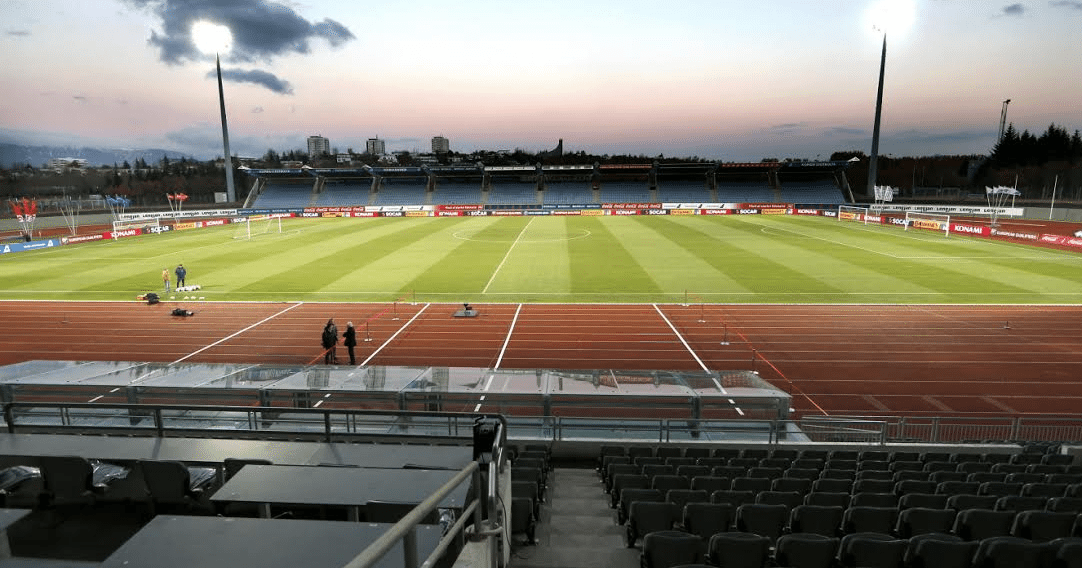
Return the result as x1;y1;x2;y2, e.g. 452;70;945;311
344;420;506;568
799;415;1082;445
10;402;1080;446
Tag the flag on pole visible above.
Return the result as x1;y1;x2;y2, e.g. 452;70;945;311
986;186;1021;196
874;185;896;202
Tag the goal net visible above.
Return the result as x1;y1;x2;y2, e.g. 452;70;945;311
904;211;951;237
112;217;159;234
837;205;870;224
233;215;283;240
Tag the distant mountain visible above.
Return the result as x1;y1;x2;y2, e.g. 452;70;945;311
0;143;195;169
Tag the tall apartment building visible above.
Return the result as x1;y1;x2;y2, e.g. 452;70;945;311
431;136;450;154
307;135;330;157
366;137;386;155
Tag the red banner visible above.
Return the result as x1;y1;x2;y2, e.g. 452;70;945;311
103;228;143;239
1039;234;1082;248
950;223;990;237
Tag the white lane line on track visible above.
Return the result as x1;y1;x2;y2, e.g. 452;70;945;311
653;304;710;373
482;217;535;294
477;304;523;412
123;302;307;389
360;303;431;367
494;304;523;370
474;373;498;413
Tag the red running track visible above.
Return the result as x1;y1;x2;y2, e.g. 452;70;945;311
1;300;1081;419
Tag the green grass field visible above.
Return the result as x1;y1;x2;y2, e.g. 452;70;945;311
4;214;1082;303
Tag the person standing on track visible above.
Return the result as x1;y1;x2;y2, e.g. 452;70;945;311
321;319;339;364
162;268;171;293
175;264;187;288
342;321;357;366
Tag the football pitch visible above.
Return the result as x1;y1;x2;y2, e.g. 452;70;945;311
4;214;1082;304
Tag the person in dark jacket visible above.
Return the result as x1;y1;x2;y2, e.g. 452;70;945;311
175;264;187;288
343;321;357;365
321;319;338;364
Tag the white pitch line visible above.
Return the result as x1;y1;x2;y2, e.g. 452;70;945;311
653;304;709;373
481;217;535;294
360;303;431;367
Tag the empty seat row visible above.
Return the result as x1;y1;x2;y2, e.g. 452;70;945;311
609;471;1082;504
599;445;1075;468
642;530;1082;568
599;455;1081;484
633;505;1082;565
623;487;1082;543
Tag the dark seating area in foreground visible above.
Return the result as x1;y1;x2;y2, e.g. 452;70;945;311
586;444;1082;568
0;397;1079;568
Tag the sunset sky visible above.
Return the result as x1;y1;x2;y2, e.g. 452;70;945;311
1;0;1080;162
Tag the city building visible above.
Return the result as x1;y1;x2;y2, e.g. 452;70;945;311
366;137;386;155
307;135;330;158
432;136;450;154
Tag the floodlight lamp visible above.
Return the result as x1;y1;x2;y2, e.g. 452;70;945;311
192;21;232;55
866;0;915;37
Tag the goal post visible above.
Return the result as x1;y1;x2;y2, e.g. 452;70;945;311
232;215;283;240
904;211;951;237
112;217;159;234
837;205;870;224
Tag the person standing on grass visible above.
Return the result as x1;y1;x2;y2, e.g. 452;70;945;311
162;268;170;293
321;319;339;364
175;264;187;288
343;321;357;366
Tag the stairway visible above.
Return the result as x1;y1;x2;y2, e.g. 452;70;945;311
508;467;639;568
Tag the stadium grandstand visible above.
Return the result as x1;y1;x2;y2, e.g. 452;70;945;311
484;166;541;206
540;165;594;205
372;168;431;206
7;156;1078;568
313;168;377;207
241;160;850;209
430;165;485;205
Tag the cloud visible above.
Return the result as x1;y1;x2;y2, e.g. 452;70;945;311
996;3;1026;16
123;0;356;65
1050;0;1082;9
766;122;810;133
5;30;31;37
251;106;263;113
212;68;294;94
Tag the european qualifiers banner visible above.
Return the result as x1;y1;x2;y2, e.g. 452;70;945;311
0;238;63;254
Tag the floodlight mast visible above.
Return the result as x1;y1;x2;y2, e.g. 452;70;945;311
866;31;887;199
998;99;1011;142
193;21;236;204
215;53;236;203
